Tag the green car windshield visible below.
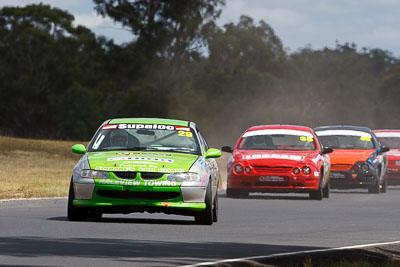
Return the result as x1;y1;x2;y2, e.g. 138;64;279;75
88;126;201;155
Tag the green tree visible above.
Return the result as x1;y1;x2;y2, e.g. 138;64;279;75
56;82;101;140
93;0;225;74
0;4;111;139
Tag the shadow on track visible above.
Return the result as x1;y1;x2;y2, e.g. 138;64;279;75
47;216;194;225
219;192;311;201
0;236;323;266
245;194;311;201
330;190;370;195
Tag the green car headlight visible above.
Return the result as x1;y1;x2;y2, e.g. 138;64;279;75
80;169;110;179
167;172;200;182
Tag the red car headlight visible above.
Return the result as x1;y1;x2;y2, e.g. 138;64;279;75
302;166;311;175
234;164;243;174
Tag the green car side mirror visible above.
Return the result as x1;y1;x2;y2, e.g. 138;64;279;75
205;148;221;158
71;144;86;154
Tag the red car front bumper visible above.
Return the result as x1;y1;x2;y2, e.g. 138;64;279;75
227;173;320;193
386;165;400;184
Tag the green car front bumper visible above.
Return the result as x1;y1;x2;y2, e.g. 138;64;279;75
72;181;207;216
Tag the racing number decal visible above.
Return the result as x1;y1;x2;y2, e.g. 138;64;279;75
300;136;313;142
178;131;193;137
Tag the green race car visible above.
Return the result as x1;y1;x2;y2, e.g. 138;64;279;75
68;118;221;225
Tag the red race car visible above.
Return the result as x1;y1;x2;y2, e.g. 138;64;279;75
374;130;400;185
222;125;332;200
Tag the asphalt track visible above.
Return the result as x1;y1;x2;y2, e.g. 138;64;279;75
1;188;400;267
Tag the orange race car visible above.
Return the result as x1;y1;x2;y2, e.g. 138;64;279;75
314;126;389;193
374;130;400;185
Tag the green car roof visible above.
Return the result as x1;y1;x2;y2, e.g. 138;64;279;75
108;118;189;126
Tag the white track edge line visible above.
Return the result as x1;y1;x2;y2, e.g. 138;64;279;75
0;197;67;203
181;240;400;267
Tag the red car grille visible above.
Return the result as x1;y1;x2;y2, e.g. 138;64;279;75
252;165;292;173
331;164;352;171
254;182;290;187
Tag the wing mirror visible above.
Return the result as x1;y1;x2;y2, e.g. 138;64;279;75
205;148;221;158
322;147;333;154
380;146;390;153
71;144;86;154
221;146;233;153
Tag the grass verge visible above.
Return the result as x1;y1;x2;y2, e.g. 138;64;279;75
0;136;84;199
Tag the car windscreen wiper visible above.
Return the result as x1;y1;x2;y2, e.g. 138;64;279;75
124;146;148;151
348;146;371;149
145;147;196;153
168;147;194;152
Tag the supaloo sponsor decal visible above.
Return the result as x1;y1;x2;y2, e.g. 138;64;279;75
243;154;305;161
102;123;190;131
98;179;177;186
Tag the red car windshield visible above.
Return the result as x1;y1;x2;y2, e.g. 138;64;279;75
376;136;400;149
238;129;316;151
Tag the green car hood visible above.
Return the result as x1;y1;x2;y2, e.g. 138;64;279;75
88;151;199;173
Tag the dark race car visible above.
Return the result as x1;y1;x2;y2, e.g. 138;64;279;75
222;125;332;200
315;126;389;193
374;130;400;185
